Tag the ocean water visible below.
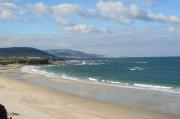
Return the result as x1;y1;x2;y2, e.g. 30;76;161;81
21;57;180;93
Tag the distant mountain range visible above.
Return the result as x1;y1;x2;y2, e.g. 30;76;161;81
0;47;53;57
45;49;104;58
0;47;104;59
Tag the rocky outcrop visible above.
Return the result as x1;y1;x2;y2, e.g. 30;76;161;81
0;104;8;119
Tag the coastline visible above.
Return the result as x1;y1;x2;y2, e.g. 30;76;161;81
0;65;180;119
20;65;180;94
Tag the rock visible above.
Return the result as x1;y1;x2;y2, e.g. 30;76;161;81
0;104;8;119
9;112;19;116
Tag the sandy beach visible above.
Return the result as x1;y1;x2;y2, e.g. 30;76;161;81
1;0;180;118
0;65;179;119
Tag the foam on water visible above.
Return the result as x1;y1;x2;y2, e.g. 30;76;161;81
61;74;79;81
106;80;121;84
133;83;172;89
20;66;56;77
75;60;105;66
88;77;98;81
132;83;174;92
129;67;144;71
20;63;180;94
135;62;148;64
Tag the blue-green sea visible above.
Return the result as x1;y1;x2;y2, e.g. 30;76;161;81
21;57;180;93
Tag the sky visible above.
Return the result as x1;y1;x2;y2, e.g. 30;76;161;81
0;0;180;57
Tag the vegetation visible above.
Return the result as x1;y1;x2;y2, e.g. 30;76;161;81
0;56;63;65
0;47;53;57
0;47;64;65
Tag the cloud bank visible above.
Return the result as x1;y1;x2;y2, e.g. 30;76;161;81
0;1;25;19
1;0;178;33
0;0;180;56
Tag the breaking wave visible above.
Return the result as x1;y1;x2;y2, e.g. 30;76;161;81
20;66;55;77
20;66;180;94
74;60;105;66
129;67;144;71
135;62;148;64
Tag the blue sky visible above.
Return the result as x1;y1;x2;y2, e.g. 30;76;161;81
0;0;180;57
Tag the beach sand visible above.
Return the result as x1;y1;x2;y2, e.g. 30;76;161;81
0;65;179;119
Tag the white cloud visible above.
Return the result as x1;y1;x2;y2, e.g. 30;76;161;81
52;4;81;25
62;24;110;33
13;1;180;33
145;11;180;24
169;15;180;24
52;4;98;19
97;1;139;18
0;1;26;19
0;2;17;10
27;2;51;17
54;17;73;26
0;10;14;19
97;1;140;24
29;1;180;26
28;2;97;24
62;24;97;33
96;1;180;25
28;2;100;32
53;4;80;15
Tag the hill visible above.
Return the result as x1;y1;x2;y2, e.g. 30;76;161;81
45;49;104;59
0;47;53;57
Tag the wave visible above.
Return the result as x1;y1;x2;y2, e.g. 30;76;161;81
75;60;105;66
129;67;144;71
64;59;105;66
20;66;56;77
129;66;157;71
135;62;148;64
86;78;179;93
101;82;179;93
61;74;79;81
133;83;172;91
106;80;121;84
20;66;180;94
98;80;179;93
88;77;98;81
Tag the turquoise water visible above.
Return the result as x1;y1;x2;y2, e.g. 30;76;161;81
23;57;180;92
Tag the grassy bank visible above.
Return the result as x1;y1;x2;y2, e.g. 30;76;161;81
0;56;62;65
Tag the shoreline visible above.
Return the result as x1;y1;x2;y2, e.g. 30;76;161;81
20;65;180;94
0;64;180;119
0;76;179;119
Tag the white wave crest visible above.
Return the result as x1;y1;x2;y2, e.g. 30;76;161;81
20;66;179;94
129;67;144;71
133;83;172;90
106;80;121;84
135;62;148;64
75;60;105;66
61;74;79;81
20;66;55;77
88;77;98;81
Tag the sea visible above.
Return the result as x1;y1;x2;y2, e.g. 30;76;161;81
21;57;180;93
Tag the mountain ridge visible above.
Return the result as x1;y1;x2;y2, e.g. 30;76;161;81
0;47;53;57
45;49;104;58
